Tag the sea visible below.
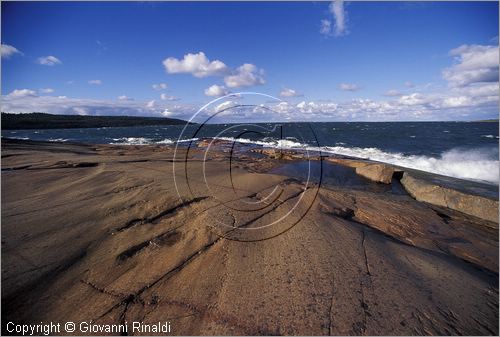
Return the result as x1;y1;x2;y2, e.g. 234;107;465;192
3;121;499;185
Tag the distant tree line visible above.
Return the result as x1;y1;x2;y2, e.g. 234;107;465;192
1;112;191;130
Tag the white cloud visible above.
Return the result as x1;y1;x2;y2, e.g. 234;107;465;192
1;44;22;59
7;89;38;98
204;84;229;97
404;81;415;88
442;96;471;108
330;0;347;37
163;52;228;78
3;41;497;122
118;95;133;101
339;83;360;91
161;108;175;117
454;83;499;97
280;88;302;97
88;79;102;85
320;19;332;36
442;44;499;87
152;83;168;90
398;93;426;106
215;100;239;113
383;90;402;97
2;87;497;122
1;93;196;119
224;63;265;88
39;88;55;94
321;0;347;37
37;55;62;66
160;93;179;101
162;52;265;89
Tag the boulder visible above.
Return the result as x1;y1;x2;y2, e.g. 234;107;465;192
401;173;499;224
355;163;396;184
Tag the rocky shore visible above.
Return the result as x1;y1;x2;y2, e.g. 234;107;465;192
2;138;498;335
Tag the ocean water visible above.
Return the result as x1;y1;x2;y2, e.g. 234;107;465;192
3;121;499;185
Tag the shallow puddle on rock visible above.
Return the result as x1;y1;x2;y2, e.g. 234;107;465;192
269;160;409;195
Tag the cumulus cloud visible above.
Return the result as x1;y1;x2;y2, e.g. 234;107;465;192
215;100;239;113
37;55;62;66
441;96;472;108
442;44;499;87
88;79;102;85
152;83;168;90
3;41;496;122
204;84;229;97
1;44;22;59
39;88;55;94
160;93;180;101
163;52;228;78
383;90;403;97
280;88;302;97
339;83;360;91
260;90;497;121
321;0;347;37
398;93;426;106
163;52;265;88
1;93;195;119
224;63;265;88
2;86;497;122
454;82;499;97
118;95;133;101
7;89;38;98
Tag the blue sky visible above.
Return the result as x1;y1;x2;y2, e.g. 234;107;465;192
1;1;499;122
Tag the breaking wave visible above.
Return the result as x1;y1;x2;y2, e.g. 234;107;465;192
209;136;499;185
320;145;499;185
8;133;498;184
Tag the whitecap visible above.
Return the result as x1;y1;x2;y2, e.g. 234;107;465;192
48;138;69;142
110;137;151;145
319;145;499;185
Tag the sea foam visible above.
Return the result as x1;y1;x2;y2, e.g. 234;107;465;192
210;136;499;185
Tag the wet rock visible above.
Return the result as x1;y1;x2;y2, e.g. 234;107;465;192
401;173;499;224
251;148;298;160
325;157;371;169
355;163;397;184
197;139;231;148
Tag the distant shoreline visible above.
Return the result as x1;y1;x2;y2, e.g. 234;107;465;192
2;112;498;130
1;112;191;130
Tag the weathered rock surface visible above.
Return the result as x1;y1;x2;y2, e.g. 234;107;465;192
401;172;499;224
325;157;371;169
355;163;398;184
1;139;498;336
325;157;398;183
250;147;308;160
319;186;499;273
